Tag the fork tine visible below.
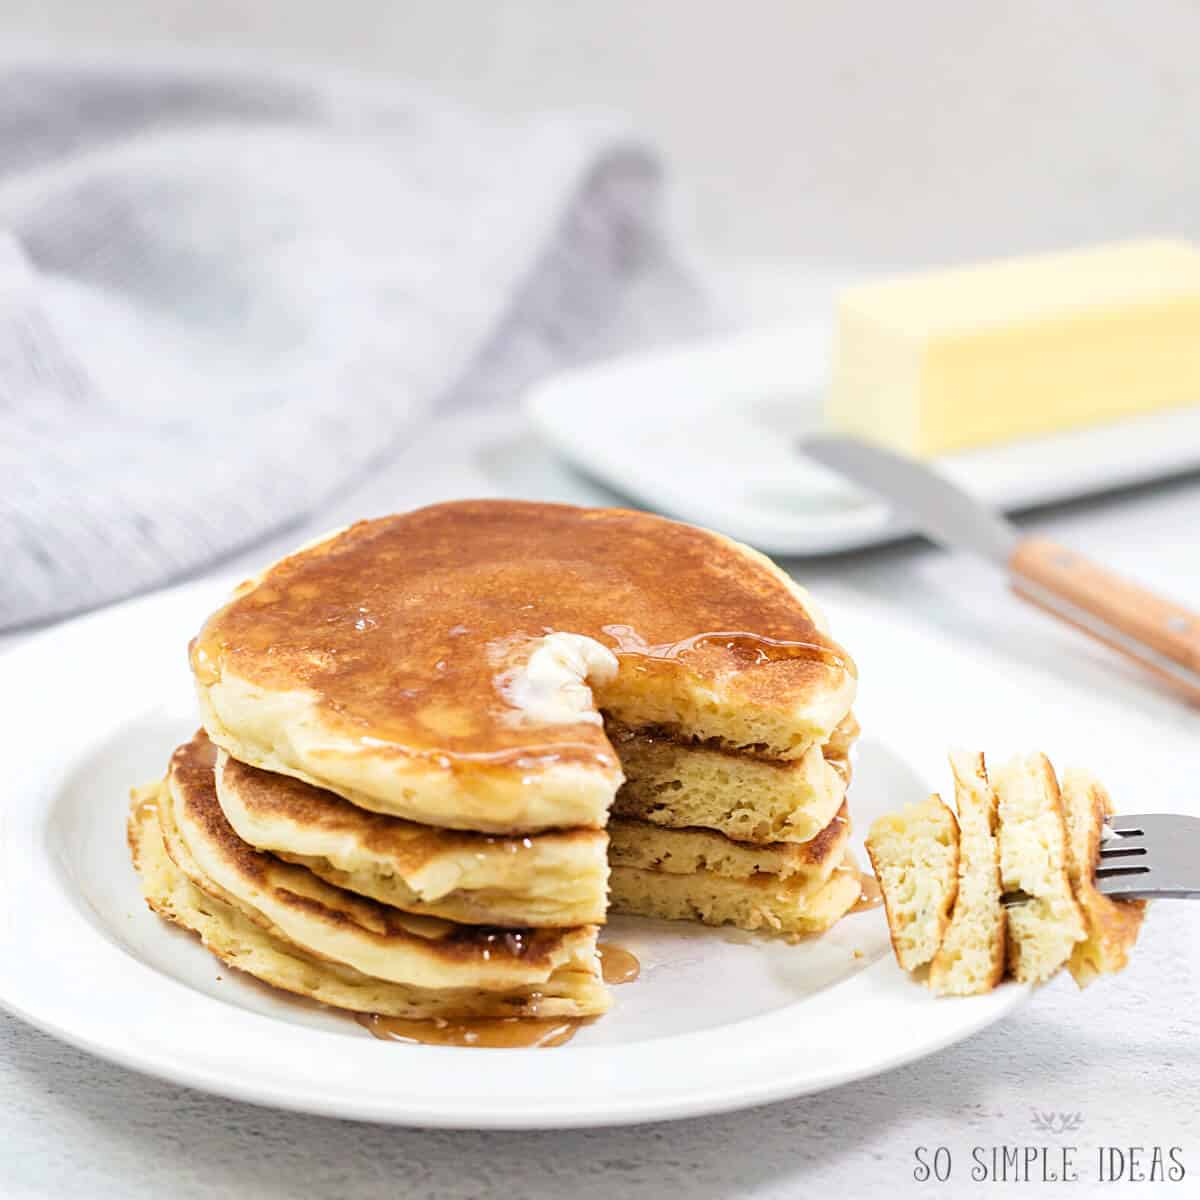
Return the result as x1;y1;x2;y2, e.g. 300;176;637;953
1107;814;1187;835
1094;813;1200;900
1105;815;1148;835
1098;844;1147;859
1095;864;1151;879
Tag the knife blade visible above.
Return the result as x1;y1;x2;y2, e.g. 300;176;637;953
799;434;1200;704
800;435;1018;564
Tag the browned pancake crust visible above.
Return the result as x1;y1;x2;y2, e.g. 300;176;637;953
793;801;850;865
1063;770;1147;987
220;750;598;873
129;795;607;1018
167;732;582;970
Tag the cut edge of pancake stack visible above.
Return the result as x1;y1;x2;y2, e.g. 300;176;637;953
128;501;864;1027
605;712;860;937
866;750;1147;996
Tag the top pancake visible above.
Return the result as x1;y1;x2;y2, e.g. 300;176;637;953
193;500;856;833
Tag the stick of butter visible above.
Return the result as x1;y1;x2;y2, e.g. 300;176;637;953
828;239;1200;457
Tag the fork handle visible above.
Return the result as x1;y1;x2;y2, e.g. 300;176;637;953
1009;537;1200;705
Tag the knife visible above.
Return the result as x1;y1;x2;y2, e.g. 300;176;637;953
800;434;1200;705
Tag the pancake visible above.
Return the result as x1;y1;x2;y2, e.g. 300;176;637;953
159;733;603;995
927;752;1007;997
129;790;607;1019
608;721;849;844
866;794;960;973
215;749;609;927
1060;768;1146;988
192;501;856;833
609;851;863;936
607;804;849;884
994;753;1086;984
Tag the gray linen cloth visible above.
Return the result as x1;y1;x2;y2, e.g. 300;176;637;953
0;55;704;630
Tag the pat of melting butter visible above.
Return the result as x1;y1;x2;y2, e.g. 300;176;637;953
497;633;618;726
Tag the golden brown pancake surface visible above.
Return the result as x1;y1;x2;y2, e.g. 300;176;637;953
192;501;854;774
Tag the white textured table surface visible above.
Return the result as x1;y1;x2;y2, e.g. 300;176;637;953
4;408;1199;1199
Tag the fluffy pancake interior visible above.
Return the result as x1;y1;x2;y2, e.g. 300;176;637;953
609;850;863;936
994;753;1086;984
608;720;849;844
607;805;849;884
128;787;609;1019
215;750;609;926
163;733;600;993
927;752;1007;997
866;795;960;973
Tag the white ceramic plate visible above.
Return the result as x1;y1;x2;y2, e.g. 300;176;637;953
0;579;1029;1129
524;323;1200;555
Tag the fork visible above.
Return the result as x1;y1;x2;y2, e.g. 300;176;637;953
1092;815;1200;900
1002;815;1200;905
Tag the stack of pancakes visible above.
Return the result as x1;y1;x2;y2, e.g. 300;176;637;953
130;501;860;1023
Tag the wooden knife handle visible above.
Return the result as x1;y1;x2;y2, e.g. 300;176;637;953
1009;537;1200;704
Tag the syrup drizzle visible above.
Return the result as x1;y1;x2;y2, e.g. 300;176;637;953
850;873;884;913
597;942;641;984
355;1013;585;1048
602;626;853;675
355;945;640;1048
